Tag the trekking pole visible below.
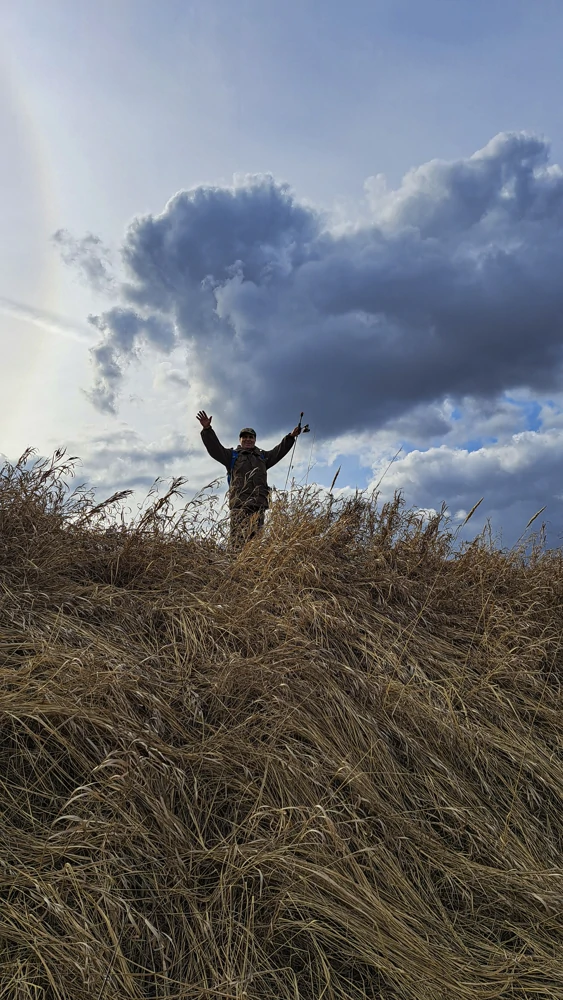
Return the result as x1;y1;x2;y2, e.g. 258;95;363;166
284;412;310;491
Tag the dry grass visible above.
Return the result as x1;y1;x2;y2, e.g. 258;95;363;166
1;449;563;999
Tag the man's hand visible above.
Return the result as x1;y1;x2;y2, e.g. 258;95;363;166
197;410;212;429
291;424;302;438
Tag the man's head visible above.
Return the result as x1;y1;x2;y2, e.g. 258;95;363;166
239;427;257;450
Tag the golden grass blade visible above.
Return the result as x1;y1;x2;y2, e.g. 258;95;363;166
525;505;547;530
329;466;341;492
462;497;484;526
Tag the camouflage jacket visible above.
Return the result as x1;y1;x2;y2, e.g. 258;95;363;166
201;427;294;510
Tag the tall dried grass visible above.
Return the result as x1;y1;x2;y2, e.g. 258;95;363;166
1;450;562;999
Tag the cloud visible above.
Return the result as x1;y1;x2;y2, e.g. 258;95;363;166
85;309;176;412
365;132;553;236
64;426;194;495
0;296;93;343
368;424;563;546
81;132;563;429
52;230;115;293
153;362;190;392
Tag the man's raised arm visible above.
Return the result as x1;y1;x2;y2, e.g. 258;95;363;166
197;411;231;468
264;424;302;469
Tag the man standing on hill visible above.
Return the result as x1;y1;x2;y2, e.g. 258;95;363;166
197;411;301;546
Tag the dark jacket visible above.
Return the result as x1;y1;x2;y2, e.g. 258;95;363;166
201;427;295;510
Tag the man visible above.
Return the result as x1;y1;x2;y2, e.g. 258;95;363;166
197;411;302;546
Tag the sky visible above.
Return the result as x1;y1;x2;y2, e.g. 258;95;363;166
2;0;563;547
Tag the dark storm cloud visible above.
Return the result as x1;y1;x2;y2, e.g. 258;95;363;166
82;133;563;432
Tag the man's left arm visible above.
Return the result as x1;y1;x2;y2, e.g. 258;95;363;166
264;428;300;469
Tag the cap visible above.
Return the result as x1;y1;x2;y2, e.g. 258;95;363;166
239;427;256;438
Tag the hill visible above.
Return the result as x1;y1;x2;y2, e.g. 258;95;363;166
1;450;562;1000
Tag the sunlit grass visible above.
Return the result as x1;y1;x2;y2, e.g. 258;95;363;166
0;449;562;999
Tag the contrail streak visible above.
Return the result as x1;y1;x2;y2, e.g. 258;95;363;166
0;296;94;344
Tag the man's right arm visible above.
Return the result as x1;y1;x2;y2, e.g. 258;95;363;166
201;426;232;468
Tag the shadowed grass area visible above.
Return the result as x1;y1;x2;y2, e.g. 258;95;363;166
1;450;562;999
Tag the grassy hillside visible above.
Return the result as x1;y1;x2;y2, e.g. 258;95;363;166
1;450;562;1000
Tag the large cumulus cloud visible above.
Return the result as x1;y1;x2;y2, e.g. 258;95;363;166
82;132;563;433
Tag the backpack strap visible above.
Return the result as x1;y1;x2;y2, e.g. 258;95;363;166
226;449;267;486
227;449;239;486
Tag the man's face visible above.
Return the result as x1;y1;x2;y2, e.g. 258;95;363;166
240;434;256;450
